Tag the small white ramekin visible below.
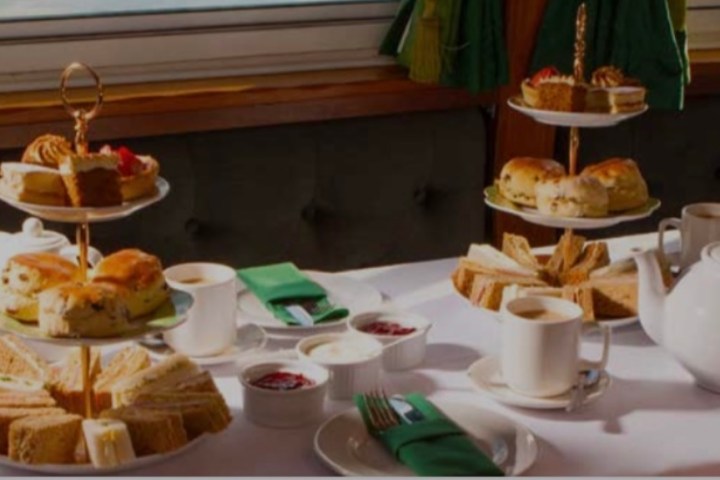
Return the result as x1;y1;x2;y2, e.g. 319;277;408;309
239;359;328;428
296;333;383;400
348;311;432;371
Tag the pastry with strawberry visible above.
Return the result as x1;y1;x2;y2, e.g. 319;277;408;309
100;145;159;201
521;66;588;112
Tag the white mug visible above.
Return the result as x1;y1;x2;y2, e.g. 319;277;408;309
659;203;720;270
163;263;238;357
501;297;610;398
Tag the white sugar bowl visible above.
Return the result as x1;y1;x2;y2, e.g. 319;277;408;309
296;333;383;400
348;310;432;371
239;359;328;428
0;218;102;269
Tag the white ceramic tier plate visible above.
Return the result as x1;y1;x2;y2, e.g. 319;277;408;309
146;322;267;366
484;186;660;230
314;399;538;476
0;177;169;223
467;356;611;410
237;271;383;335
0;431;208;475
507;96;648;128
0;289;192;347
475;304;637;329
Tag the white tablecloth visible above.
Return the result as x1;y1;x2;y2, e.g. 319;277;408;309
7;231;720;476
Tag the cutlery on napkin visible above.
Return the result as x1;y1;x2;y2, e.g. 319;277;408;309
354;391;505;476
237;262;349;326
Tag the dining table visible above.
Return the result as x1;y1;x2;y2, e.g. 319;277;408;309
4;229;720;477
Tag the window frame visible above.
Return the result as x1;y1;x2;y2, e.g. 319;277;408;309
0;1;399;92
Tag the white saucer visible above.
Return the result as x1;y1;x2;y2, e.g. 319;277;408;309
507;96;648;128
467;356;611;410
314;398;538;476
146;323;267;366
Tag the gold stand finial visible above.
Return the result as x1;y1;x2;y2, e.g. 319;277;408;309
60;62;103;155
573;3;587;82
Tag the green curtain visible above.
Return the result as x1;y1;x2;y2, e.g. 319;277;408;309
380;0;508;94
530;0;690;110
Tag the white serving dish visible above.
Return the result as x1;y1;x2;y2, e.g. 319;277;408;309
296;333;383;400
0;177;169;224
239;359;328;428
507;95;648;128
348;311;431;371
484;185;661;230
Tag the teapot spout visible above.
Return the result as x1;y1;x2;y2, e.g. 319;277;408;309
633;250;668;345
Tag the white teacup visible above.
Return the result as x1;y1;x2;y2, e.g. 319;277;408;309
501;297;610;398
163;263;238;357
659;203;720;270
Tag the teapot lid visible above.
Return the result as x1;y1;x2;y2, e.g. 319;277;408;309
7;218;69;252
702;242;720;267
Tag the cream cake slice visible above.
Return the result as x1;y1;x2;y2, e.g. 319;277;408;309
59;153;122;207
0;162;67;206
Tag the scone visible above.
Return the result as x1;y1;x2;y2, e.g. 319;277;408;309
0;163;67;206
498;157;566;207
21;134;74;169
38;282;130;338
0;253;80;322
100;145;159;201
59;153;123;207
535;176;609;218
92;249;169;319
580;158;649;211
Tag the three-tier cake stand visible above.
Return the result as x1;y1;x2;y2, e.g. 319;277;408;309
486;3;660;327
0;63;193;423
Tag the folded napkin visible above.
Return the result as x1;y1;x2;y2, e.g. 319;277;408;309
354;392;504;476
236;262;348;326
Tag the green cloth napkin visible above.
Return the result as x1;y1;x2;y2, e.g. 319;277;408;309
530;0;689;110
380;0;508;94
354;392;505;476
236;262;348;326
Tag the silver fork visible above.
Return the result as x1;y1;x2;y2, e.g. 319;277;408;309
363;390;400;431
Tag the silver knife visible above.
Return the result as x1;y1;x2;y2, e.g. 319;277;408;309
388;395;425;424
284;304;314;327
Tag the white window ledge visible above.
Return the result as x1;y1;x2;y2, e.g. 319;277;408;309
0;1;399;92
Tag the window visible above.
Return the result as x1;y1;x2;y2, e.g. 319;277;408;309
0;1;399;92
688;0;720;49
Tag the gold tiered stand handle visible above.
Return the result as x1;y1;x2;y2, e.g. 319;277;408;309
60;62;105;420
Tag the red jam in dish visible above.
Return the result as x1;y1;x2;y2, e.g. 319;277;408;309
360;321;417;336
250;372;315;391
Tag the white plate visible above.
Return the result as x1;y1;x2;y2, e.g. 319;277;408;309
0;289;192;347
237;271;383;335
507;96;648;128
0;431;208;475
314;399;538;476
0;177;169;224
475;305;637;329
467;356;611;410
146;323;267;366
484;186;661;230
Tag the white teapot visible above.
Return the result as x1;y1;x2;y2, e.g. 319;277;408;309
0;218;103;269
635;242;720;393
